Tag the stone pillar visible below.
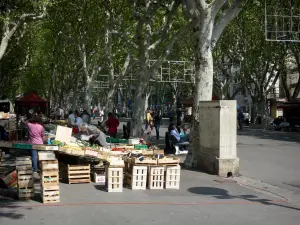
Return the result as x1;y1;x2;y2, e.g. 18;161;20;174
193;100;239;177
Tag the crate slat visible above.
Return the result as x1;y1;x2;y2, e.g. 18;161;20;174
40;160;59;170
17;169;33;175
18;180;34;188
16;160;32;166
68;178;90;184
16;165;32;170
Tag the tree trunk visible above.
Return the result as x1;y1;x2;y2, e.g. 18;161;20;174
84;76;93;114
258;97;268;130
184;17;214;168
131;70;152;137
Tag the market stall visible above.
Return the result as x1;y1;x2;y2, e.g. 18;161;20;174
15;91;49;123
0;125;181;203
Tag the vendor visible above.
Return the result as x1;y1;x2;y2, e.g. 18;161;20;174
90;125;108;147
74;123;91;139
105;112;119;138
72;110;83;134
22;115;45;173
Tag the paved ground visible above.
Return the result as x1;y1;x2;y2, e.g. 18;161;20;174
1;169;300;225
1;118;300;224
237;129;300;193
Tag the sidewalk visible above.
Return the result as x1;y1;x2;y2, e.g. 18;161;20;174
1;168;299;225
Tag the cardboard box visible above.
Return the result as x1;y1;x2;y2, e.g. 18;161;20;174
1;170;17;188
92;173;105;183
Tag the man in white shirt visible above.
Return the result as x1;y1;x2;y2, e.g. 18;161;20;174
74;110;83;128
68;110;75;126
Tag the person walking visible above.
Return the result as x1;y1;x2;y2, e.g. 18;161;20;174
153;110;161;140
145;108;152;129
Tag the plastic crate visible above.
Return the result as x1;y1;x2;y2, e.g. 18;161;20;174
148;166;164;189
105;166;123;192
125;166;147;190
134;144;148;150
165;165;181;189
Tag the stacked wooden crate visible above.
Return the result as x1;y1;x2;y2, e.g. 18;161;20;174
124;157;156;190
104;158;124;192
39;151;60;203
158;157;181;190
16;157;34;200
61;164;91;184
40;160;60;203
105;166;123;192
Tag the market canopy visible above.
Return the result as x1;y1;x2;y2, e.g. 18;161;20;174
15;91;49;115
15;91;48;105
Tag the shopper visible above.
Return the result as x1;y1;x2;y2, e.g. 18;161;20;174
81;110;91;124
153;110;161;140
106;112;119;138
23;115;45;172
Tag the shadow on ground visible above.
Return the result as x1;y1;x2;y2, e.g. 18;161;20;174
238;129;300;144
188;187;300;211
0;198;32;220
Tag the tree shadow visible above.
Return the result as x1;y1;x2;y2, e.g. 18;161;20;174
0;199;32;220
188;187;300;211
238;129;300;144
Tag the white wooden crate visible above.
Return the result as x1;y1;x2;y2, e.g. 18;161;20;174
147;166;164;189
125;166;147;190
165;165;181;189
105;167;123;192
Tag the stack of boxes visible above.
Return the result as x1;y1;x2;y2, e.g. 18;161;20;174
38;151;60;203
16;157;34;199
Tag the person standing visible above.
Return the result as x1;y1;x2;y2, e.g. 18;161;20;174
106;112;119;138
99;107;104;123
81;110;91;124
145;108;152;129
68;110;75;126
23;115;45;172
73;110;83;134
237;109;244;131
153;110;161;140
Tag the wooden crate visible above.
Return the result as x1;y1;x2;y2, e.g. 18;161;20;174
157;157;180;165
17;169;34;188
105;167;123;192
39;160;59;170
66;164;90;184
16;157;32;170
148;166;164;189
41;185;60;203
165;165;181;189
38;151;56;161
40;170;59;186
18;187;35;199
125;166;147;190
128;157;157;166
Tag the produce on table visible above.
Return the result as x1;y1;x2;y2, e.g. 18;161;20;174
52;140;65;146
